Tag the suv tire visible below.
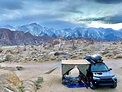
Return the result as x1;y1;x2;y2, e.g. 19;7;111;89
89;80;96;89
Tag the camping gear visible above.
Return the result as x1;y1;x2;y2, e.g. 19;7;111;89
84;54;103;64
62;59;90;88
45;62;61;74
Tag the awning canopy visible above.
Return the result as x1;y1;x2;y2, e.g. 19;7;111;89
62;59;90;65
62;59;90;76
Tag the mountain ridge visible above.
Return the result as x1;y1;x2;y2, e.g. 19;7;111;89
1;23;122;41
0;28;53;46
16;23;122;41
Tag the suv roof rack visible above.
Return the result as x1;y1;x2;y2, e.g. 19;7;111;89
84;54;103;64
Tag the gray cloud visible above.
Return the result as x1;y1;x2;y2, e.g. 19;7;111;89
104;14;122;23
29;0;62;3
94;0;122;4
78;17;106;22
0;0;122;29
61;2;83;14
0;0;24;10
0;11;66;26
66;0;87;13
78;14;122;24
40;0;62;2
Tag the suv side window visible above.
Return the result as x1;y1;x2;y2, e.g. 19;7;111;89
91;63;109;72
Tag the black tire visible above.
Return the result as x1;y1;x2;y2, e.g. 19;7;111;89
89;81;96;89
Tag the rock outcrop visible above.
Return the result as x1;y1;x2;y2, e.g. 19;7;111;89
0;69;37;92
0;69;21;91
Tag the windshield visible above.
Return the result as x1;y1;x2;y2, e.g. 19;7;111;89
91;63;109;72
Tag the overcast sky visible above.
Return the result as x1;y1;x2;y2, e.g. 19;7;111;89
0;0;122;30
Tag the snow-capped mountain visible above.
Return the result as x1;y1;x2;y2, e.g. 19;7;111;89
2;23;122;41
17;23;44;36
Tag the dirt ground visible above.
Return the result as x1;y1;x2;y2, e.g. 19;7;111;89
1;59;122;92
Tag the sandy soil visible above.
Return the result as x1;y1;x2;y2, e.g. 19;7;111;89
1;59;122;92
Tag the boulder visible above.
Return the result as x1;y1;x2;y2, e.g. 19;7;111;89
4;54;15;61
22;80;36;92
0;69;21;91
0;69;20;86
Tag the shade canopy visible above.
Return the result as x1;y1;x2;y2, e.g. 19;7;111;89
62;59;90;76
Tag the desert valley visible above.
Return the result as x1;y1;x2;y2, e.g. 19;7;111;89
0;38;122;92
1;0;122;92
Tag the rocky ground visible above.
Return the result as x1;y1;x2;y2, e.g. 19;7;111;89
0;38;122;63
0;38;122;92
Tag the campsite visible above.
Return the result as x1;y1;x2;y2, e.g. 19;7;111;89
1;0;122;92
0;40;122;92
1;58;122;92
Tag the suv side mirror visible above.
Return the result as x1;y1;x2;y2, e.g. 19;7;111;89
109;68;112;71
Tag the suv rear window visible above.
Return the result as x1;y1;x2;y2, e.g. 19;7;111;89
91;63;109;72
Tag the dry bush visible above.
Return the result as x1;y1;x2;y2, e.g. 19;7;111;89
34;77;43;90
16;66;24;71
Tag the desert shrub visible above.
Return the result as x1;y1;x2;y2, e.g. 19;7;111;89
16;66;23;71
34;77;43;90
17;83;24;92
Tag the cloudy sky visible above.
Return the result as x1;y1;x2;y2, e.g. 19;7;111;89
0;0;122;30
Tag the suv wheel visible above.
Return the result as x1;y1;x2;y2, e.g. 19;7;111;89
89;81;96;89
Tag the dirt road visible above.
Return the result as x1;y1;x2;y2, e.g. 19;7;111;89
1;59;122;92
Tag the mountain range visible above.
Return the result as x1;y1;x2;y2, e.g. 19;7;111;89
17;23;122;41
0;28;53;46
1;23;122;41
